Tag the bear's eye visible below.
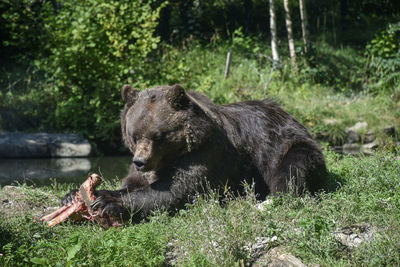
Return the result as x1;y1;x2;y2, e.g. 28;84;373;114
152;132;163;141
132;137;137;145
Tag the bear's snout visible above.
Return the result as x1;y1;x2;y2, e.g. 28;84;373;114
133;139;156;171
133;157;147;170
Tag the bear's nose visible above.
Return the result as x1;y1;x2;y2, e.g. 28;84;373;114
133;157;147;170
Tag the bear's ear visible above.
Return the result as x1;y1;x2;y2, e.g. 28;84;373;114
167;84;189;109
121;84;139;106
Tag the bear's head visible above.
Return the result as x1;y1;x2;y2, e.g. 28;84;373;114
121;84;206;172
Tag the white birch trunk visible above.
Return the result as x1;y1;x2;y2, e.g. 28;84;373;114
299;0;309;53
284;0;297;69
269;0;280;68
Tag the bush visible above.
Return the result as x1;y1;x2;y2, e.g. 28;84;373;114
365;22;400;93
32;0;164;142
0;0;50;60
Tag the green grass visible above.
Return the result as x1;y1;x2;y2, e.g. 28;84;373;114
1;151;399;266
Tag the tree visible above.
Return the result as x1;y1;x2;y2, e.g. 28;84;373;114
283;0;297;69
269;0;279;69
299;0;309;53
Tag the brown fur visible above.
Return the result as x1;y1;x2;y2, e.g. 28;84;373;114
63;84;327;222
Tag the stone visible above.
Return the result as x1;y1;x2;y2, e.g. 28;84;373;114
342;143;361;155
347;122;368;132
252;247;306;267
333;146;343;154
362;142;378;150
0;132;91;158
256;198;274;212
345;122;368;144
364;130;375;143
323;119;339;126
333;223;377;248
361;142;378;155
346;131;361;144
383;126;396;137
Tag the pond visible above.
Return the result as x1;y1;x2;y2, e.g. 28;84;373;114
0;156;132;186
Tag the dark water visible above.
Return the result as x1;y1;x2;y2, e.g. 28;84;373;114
0;156;131;186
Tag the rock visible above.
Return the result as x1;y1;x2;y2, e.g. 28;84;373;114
0;132;91;158
323;119;339;126
342;143;361;155
364;130;375;143
347;122;368;132
333;223;377;248
346;131;361;144
345;122;368;144
256;198;274;212
332;146;343;153
361;142;378;155
253;247;306;267
245;236;278;262
382;126;396;137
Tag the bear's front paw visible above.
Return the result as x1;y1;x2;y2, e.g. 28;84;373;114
61;189;78;206
90;192;129;221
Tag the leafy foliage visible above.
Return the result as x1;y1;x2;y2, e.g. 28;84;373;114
0;0;49;59
9;0;164;143
365;22;400;93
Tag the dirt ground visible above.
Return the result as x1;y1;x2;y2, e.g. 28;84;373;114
0;185;60;220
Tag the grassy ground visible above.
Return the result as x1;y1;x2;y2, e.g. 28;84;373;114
1;150;399;266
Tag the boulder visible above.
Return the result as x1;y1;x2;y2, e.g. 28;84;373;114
361;142;378;155
345;122;368;144
323;119;339;126
382;126;396;137
364;130;375;143
347;122;368;132
256;198;274;212
253;246;306;267
333;223;377;248
342;143;361;155
0;132;91;158
346;131;360;144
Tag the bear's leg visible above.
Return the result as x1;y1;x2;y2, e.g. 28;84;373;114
268;143;325;195
89;164;209;222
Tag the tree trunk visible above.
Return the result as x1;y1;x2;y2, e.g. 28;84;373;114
159;4;171;42
244;0;253;33
299;0;309;53
224;48;232;79
269;0;279;69
283;0;297;69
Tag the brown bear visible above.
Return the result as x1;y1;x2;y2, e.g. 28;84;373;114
62;84;326;222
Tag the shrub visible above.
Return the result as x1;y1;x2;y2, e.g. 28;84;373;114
0;0;50;59
365;22;400;93
33;0;164;142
